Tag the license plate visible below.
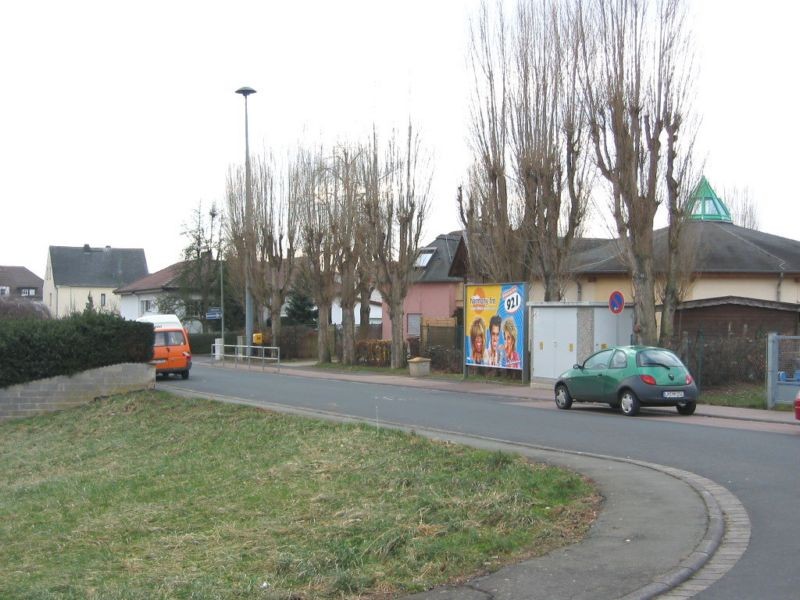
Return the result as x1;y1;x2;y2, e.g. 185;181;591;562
663;391;684;399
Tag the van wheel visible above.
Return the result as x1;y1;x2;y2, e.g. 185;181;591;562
181;371;189;380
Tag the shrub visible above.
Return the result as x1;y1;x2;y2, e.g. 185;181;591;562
355;339;392;367
424;345;464;373
0;311;153;388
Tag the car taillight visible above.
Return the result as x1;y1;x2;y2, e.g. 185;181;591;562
183;352;191;358
685;374;693;385
640;374;657;385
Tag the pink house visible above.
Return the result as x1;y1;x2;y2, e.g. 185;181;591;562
381;231;467;340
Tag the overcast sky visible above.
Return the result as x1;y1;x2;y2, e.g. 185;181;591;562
2;0;798;278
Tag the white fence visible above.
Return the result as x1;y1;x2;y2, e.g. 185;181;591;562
211;342;281;372
766;333;800;409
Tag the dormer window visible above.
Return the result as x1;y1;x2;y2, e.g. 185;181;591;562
414;248;435;268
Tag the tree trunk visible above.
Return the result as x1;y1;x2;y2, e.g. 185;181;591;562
358;285;372;341
341;304;356;365
629;246;658;346
270;292;283;349
317;303;331;363
389;301;406;369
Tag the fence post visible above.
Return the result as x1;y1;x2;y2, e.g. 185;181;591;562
766;332;778;409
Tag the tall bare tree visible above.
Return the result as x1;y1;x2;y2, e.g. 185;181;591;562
364;125;431;368
460;0;590;298
328;143;368;365
459;1;520;283
251;153;300;346
511;0;591;299
581;0;696;345
224;165;250;327
297;147;338;363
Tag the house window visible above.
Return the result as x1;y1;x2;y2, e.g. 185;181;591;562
100;293;106;307
414;249;435;268
21;288;36;297
140;299;154;314
0;286;9;296
408;313;422;337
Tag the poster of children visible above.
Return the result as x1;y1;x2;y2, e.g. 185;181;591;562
464;283;526;370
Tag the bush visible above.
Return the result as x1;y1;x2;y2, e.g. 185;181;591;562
355;339;392;367
0;311;153;388
188;332;241;355
424;345;464;373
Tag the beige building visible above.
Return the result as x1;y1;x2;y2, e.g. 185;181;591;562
43;245;148;318
560;178;800;336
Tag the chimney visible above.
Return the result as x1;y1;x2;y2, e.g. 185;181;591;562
83;244;91;252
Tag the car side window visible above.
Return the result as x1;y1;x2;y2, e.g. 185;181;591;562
154;332;167;347
584;349;613;370
610;350;627;369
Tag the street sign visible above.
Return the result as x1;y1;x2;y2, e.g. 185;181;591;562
206;307;222;320
609;290;625;315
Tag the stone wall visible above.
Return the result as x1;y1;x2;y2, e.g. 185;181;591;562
0;363;155;421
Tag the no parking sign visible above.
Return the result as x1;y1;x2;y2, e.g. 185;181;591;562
609;290;625;315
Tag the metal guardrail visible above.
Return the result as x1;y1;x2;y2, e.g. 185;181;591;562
210;343;280;372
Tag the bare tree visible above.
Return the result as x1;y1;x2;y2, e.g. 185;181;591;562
328;143;369;365
460;0;590;298
510;0;591;299
297;147;338;363
179;200;224;330
224;165;250;327
459;1;521;283
364;125;431;368
581;0;696;345
251;153;300;346
724;186;759;230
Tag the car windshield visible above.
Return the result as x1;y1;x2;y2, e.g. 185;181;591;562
637;349;683;368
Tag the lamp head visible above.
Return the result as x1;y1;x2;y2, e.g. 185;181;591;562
235;86;256;97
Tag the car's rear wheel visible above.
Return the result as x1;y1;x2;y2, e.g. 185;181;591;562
619;389;640;416
555;384;573;410
181;370;189;380
676;401;696;415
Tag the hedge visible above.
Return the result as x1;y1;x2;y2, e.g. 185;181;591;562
0;311;154;388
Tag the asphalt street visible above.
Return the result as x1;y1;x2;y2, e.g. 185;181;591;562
160;361;800;599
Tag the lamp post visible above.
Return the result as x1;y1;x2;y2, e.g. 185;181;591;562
235;86;256;351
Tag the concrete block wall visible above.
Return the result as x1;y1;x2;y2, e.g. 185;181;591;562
0;363;155;421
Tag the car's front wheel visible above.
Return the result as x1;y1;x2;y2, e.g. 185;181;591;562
619;389;640;416
555;384;573;410
676;401;696;415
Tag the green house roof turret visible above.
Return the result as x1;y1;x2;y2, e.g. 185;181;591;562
688;176;732;222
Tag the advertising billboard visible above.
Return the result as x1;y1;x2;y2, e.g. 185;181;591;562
465;283;526;371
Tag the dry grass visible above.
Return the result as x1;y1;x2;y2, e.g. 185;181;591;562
0;391;599;599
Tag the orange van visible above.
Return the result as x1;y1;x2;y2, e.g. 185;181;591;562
152;327;192;379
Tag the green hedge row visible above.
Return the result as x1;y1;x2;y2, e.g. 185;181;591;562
0;311;154;389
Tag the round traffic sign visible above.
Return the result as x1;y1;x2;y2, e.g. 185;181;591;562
609;290;625;314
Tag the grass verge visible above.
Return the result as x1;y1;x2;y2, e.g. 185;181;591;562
699;382;767;409
0;391;599;599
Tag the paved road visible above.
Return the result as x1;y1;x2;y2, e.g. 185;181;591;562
160;362;799;599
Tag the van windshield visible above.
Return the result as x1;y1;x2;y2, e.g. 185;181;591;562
154;331;186;346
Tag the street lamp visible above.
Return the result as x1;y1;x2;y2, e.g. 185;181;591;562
235;86;256;351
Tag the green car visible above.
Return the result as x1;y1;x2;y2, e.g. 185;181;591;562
554;346;698;417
